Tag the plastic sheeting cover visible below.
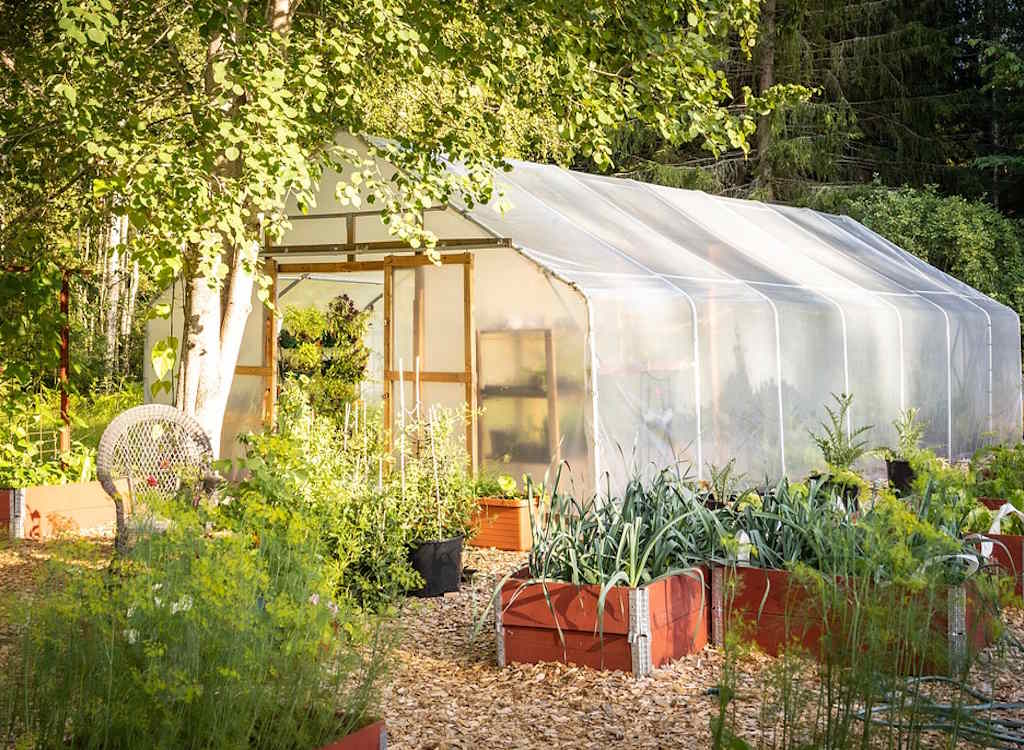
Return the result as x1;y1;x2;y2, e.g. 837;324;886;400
461;161;1022;488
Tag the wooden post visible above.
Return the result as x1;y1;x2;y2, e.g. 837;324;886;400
464;256;477;472
545;329;561;465
383;257;393;443
264;258;279;429
58;269;71;455
413;266;425;370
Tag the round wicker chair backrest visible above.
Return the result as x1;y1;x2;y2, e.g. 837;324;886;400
97;404;213;551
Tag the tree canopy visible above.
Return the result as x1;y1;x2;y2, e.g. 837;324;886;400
1;0;802;444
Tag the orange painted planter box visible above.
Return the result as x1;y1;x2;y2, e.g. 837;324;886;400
711;566;994;675
469;497;533;551
495;566;709;676
975;498;1024;596
978;497;1006;511
317;720;386;750
983;533;1024;597
2;480;126;540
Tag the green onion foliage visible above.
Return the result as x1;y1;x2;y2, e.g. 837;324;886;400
526;466;728;588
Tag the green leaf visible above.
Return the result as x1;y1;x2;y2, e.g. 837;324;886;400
151;336;178;380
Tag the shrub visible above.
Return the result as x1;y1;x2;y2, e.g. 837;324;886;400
0;377;100;488
226;379;420;608
394;406;476;543
0;496;389;750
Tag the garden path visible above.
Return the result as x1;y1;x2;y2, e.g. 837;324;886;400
386;548;1024;750
0;539;1019;748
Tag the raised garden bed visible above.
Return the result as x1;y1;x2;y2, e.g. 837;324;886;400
469;496;533;551
1;480;126;539
974;498;1024;597
317;720;386;750
710;565;994;675
495;566;709;676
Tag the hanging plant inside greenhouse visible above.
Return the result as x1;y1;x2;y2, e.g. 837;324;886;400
279;295;370;422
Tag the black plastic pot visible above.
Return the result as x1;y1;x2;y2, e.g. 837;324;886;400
408;535;463;598
886;459;915;496
808;472;859;510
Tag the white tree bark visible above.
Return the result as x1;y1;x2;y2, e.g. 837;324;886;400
104;214;125;376
175;3;289;454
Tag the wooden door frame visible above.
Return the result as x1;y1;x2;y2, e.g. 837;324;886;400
267;252;477;469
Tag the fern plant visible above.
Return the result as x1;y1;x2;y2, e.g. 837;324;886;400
889;407;927;461
809;393;872;471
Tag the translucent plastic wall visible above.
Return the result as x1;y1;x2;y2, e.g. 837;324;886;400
473;249;591;494
147;151;1022;491
465;162;1023;489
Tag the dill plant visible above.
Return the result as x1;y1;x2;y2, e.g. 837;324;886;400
0;495;391;750
712;480;1004;750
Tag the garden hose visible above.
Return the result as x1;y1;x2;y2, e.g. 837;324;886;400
855;676;1024;748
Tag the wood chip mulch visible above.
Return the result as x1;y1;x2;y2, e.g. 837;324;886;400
385;548;1024;750
0;539;1020;749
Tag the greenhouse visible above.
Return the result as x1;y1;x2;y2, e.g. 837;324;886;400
146;139;1023;492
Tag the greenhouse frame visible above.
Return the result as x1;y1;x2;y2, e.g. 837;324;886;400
145;136;1024;493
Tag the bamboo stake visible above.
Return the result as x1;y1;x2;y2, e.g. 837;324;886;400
429;407;442;539
343;402;351;450
399;358;406;501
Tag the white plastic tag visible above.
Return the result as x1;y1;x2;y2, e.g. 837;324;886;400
982;502;1024;558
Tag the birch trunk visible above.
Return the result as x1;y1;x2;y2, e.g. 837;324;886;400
174;1;290;454
104;214;124;377
755;0;776;200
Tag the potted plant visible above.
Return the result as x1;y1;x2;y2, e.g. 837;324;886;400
278;296;370;423
488;468;715;676
399;407;476;598
880;407;926;495
807;392;872;508
470;470;539;551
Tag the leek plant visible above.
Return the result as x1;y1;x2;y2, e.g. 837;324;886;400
480;465;728;644
525;466;727;587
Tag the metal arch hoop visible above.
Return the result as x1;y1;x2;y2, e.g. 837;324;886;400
97;404;214;553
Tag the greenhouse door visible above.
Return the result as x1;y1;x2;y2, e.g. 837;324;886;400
384;253;477;468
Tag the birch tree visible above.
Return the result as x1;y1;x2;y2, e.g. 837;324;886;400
1;0;802;448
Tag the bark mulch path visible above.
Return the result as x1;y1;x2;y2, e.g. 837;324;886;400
385;548;1024;750
0;539;1020;748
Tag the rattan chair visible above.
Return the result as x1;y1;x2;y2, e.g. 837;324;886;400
97;404;216;552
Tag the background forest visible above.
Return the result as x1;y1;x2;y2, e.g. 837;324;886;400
591;0;1024;316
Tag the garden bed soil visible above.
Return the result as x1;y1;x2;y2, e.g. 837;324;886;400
317;720;386;750
496;566;709;676
0;481;125;540
711;565;994;675
469;497;533;551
